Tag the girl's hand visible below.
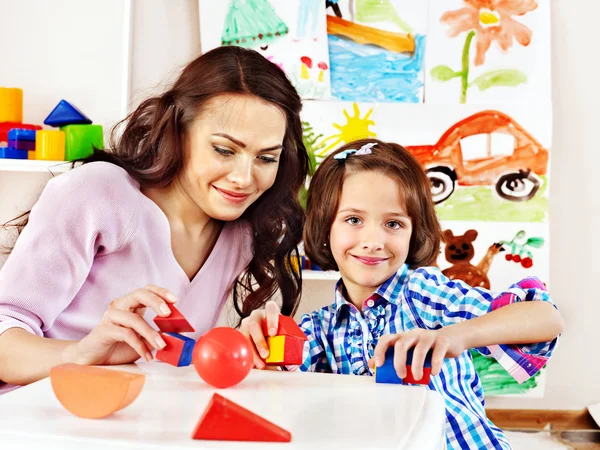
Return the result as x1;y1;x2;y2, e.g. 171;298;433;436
63;285;177;366
373;328;467;381
239;300;281;369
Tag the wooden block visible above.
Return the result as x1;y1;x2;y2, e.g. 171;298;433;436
261;314;307;341
156;332;195;367
375;348;432;385
153;303;195;333
50;363;145;419
265;336;285;364
192;393;291;442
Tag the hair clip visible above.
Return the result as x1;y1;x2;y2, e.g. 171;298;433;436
333;142;376;160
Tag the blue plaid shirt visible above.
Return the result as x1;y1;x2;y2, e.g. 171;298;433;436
297;265;558;450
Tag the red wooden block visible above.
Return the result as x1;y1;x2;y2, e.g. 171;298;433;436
156;333;184;366
403;366;431;385
192;393;291;442
153;303;194;333
261;314;307;341
0;122;41;142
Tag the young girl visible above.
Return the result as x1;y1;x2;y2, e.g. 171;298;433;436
0;46;308;394
241;139;564;450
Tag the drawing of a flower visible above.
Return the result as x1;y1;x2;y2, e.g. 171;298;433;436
441;0;536;66
431;0;538;103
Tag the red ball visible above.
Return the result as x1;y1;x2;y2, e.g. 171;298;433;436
192;327;253;389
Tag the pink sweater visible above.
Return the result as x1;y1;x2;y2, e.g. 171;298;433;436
0;162;253;394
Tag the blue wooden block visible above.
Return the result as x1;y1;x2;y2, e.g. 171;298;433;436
375;347;433;384
165;332;196;367
44;99;92;127
0;147;28;159
8;128;36;141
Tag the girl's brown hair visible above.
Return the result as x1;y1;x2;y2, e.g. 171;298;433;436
303;138;442;271
4;46;309;322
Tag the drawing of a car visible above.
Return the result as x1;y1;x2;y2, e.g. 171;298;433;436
405;110;548;204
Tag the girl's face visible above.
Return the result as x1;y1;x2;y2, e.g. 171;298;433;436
180;94;286;221
329;170;413;302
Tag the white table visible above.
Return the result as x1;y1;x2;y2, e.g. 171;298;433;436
0;361;446;449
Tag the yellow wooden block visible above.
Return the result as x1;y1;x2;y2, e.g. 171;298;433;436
28;150;36;160
0;87;23;123
265;336;285;363
36;130;65;161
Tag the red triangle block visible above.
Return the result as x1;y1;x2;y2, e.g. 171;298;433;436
153;303;195;333
192;393;291;442
261;314;307;341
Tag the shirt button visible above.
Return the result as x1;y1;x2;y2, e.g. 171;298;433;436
367;299;375;307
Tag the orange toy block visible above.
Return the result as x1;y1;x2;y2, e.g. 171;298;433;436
261;314;307;341
153;303;195;333
50;363;145;419
265;335;305;366
192;393;291;442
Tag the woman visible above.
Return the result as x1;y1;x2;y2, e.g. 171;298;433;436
0;46;308;393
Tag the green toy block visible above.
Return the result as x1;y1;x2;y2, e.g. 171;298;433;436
60;124;103;161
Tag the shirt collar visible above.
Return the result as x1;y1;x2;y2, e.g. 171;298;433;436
331;264;411;323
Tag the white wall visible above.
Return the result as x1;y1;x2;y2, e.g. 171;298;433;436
1;0;598;410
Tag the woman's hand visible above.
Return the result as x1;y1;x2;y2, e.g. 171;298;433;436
373;328;467;381
63;285;178;366
239;300;281;369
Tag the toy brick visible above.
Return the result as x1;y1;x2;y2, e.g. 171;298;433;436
0;147;28;159
0;87;23;123
60;124;103;161
192;393;291;442
8;128;36;141
0;123;41;143
153;303;195;333
36;130;65;160
8;140;35;150
50;363;145;419
375;347;433;385
265;336;285;364
156;332;195;367
44;99;92;127
28;150;36;160
261;314;307;341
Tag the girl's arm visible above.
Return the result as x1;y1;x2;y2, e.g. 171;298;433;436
374;269;564;382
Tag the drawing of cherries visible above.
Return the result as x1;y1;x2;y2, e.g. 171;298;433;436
500;230;543;269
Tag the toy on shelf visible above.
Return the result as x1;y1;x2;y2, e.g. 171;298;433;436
50;363;145;419
0;87;23;123
36;130;65;161
192;327;253;388
192;393;291;442
44;99;92;127
374;347;433;385
153;303;196;367
261;314;307;366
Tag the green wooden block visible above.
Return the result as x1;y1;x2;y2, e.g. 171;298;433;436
60;124;103;161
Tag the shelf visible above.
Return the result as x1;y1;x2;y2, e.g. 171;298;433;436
302;270;340;281
0;159;73;173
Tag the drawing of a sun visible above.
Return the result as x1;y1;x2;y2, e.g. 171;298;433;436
316;102;377;157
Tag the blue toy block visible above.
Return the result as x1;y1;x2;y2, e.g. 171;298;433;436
0;147;28;159
166;332;196;367
375;347;433;385
8;128;36;141
44;99;92;127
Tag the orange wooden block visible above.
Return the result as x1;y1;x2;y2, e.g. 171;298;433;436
192;393;291;442
261;314;307;341
50;363;145;419
153;303;195;333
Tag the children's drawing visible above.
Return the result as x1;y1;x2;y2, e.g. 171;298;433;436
199;0;331;99
425;0;551;104
500;230;544;269
315;102;376;158
441;229;503;289
326;0;427;102
404;110;548;205
301;100;551;223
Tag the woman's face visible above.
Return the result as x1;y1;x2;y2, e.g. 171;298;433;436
180;93;287;221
